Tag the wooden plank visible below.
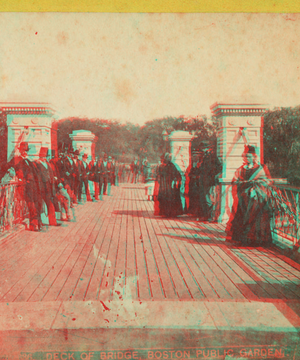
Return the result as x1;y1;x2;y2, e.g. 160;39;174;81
13;203;96;302
131;187;151;300
54;194;120;301
110;188;127;300
166;216;241;300
184;220;261;301
97;184;124;301
198;222;279;300
246;248;300;300
124;185;138;300
166;218;230;300
52;193;116;301
0;219;79;302
134;187;164;300
27;203;100;302
263;247;300;279
84;187;124;301
142;196;191;300
136;187;178;300
66;191;119;301
233;247;289;300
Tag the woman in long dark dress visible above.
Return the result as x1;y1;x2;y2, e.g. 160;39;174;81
187;155;201;216
226;146;273;247
157;153;182;217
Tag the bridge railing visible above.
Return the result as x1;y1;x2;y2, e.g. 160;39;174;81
0;181;28;234
270;183;300;247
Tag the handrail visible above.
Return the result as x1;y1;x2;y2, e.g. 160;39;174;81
0;181;28;233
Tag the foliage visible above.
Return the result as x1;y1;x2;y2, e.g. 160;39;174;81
263;106;300;180
138;115;217;162
57;118;140;162
56;115;217;163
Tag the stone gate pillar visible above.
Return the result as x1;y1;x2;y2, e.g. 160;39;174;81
69;130;98;162
210;103;268;223
3;103;56;161
168;130;193;212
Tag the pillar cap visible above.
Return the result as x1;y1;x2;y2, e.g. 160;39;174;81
210;103;268;117
168;130;193;141
0;102;55;115
69;129;98;142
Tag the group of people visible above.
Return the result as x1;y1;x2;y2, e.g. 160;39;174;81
155;143;222;221
155;144;274;248
117;157;153;184
1;142;117;232
1;141;275;247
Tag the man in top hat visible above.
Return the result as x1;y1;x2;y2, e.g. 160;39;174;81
5;142;41;231
79;153;92;202
72;149;82;202
100;154;110;195
89;155;100;200
34;147;58;226
60;148;76;204
131;156;140;183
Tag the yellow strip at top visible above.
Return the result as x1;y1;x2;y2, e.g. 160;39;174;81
0;0;299;13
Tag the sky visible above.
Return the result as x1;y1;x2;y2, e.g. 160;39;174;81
0;13;300;125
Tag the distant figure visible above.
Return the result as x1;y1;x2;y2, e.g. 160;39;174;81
226;145;273;247
157;153;182;217
131;157;140;183
198;142;222;221
186;154;201;216
79;154;92;202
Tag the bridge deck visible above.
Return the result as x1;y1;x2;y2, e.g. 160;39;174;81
1;183;300;305
1;183;300;356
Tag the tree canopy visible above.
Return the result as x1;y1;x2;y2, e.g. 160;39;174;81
56;115;218;163
263;106;300;181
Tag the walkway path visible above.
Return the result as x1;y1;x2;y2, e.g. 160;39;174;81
1;183;300;358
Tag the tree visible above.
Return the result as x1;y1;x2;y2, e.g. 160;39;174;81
263;106;300;179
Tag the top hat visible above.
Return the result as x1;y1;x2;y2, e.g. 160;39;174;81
244;145;256;155
82;153;88;158
74;149;80;156
19;142;30;152
39;147;49;158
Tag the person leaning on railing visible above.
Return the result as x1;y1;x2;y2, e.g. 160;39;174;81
226;145;273;247
3;142;41;231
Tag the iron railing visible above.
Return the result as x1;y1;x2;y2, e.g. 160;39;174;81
0;181;28;233
270;183;300;247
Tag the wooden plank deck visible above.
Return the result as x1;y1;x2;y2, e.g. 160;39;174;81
2;183;300;358
1;182;300;304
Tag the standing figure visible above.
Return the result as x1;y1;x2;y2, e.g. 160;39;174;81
186;154;201;216
157;153;182;217
34;147;58;226
79;154;92;202
101;154;110;195
109;156;116;186
226;145;273;247
6;142;40;231
198;143;222;221
72;150;82;202
131;157;140;183
89;156;100;200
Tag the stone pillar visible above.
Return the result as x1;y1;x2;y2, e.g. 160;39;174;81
168;130;193;211
69;130;98;162
3;103;56;161
210;103;268;223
